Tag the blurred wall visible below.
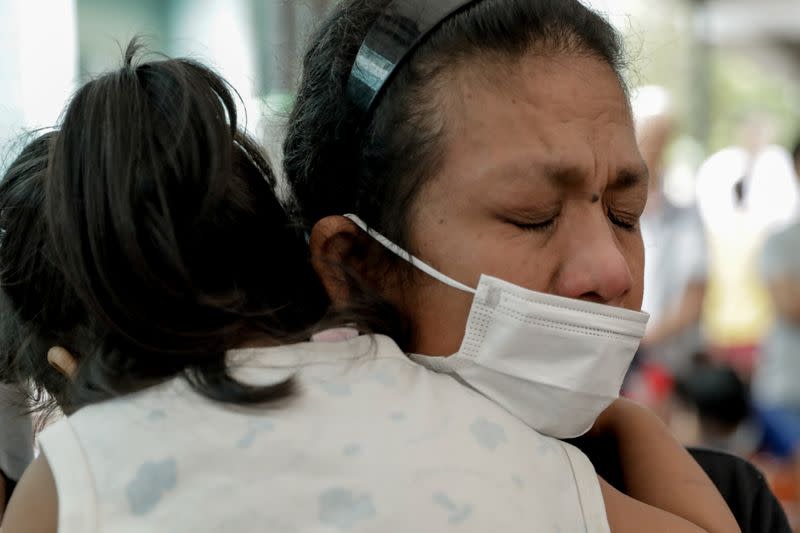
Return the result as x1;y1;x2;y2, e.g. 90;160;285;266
0;0;77;167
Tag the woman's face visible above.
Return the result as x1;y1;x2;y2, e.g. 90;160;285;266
401;53;648;356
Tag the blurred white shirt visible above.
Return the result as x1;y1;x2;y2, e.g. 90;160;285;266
696;145;799;235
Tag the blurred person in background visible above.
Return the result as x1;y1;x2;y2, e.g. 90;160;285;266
674;364;751;452
626;86;709;416
0;385;32;520
696;115;799;374
630;88;764;458
636;86;709;375
751;137;800;478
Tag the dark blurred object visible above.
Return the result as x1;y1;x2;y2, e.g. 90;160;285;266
675;361;750;428
2;469;15;507
735;177;747;205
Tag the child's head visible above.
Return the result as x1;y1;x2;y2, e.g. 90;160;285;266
0;131;73;408
0;41;329;413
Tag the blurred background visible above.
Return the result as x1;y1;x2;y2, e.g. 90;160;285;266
2;0;799;163
1;0;799;525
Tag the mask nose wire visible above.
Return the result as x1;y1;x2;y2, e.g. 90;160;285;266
342;214;477;295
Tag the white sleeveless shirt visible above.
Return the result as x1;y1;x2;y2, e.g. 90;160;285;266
39;333;610;533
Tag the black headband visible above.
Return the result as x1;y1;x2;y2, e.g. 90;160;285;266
345;0;483;118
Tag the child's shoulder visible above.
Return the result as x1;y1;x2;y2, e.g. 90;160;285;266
35;335;608;532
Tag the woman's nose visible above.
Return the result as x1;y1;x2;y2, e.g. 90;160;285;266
554;221;633;306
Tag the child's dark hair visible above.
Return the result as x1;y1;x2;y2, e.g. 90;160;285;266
0;41;329;413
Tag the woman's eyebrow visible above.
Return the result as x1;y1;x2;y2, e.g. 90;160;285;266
484;158;648;191
543;164;649;191
487;161;583;187
607;167;649;192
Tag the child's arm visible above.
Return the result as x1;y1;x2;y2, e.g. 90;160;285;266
594;399;740;533
0;455;57;533
601;477;714;532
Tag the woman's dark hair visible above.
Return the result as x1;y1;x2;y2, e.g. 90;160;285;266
0;41;328;414
283;0;627;346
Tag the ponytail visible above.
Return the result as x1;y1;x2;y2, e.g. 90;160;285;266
1;41;329;412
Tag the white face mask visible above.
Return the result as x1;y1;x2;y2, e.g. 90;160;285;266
344;214;649;439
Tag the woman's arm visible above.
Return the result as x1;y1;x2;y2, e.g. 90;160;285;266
0;455;58;533
594;399;740;533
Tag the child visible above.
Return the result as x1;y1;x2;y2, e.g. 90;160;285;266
1;43;740;533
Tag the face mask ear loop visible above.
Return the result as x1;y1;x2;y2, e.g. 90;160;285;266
343;214;477;295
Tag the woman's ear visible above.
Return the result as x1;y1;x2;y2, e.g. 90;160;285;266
47;346;78;380
308;215;363;307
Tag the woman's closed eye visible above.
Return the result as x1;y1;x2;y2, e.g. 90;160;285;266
501;206;562;233
503;210;561;233
513;218;557;232
607;209;640;231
